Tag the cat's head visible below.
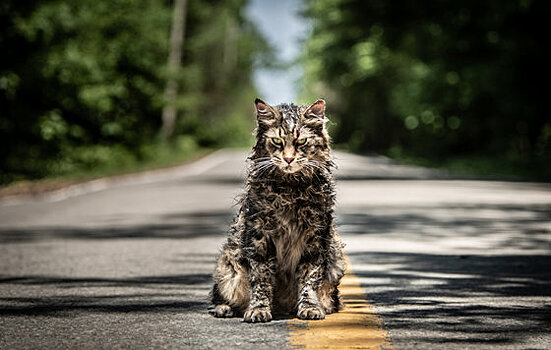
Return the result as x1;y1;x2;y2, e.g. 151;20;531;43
251;98;332;176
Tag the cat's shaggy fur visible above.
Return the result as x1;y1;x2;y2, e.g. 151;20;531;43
209;98;346;323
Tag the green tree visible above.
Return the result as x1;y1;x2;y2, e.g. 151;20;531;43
301;0;549;165
0;0;272;184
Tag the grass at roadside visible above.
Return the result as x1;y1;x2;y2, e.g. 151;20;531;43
390;152;551;182
0;140;213;198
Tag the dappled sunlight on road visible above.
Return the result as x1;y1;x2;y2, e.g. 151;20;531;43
1;149;550;348
348;252;551;347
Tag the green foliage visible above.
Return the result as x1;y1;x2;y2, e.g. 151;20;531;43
0;0;268;184
300;0;549;174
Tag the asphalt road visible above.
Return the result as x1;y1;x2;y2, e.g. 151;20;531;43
1;149;550;349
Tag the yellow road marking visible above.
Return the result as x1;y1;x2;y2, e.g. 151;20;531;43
289;257;391;349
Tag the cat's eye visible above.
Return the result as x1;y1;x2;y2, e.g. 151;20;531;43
295;138;307;146
271;137;284;146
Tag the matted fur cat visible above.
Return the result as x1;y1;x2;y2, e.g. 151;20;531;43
209;98;346;323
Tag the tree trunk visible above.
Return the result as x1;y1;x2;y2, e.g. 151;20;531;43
161;0;188;140
222;13;238;85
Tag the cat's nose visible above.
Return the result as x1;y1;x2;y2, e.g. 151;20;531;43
283;156;295;164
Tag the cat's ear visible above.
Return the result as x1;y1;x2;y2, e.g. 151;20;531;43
255;98;277;126
303;99;327;127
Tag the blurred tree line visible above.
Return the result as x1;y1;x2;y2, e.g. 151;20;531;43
301;0;550;177
0;0;270;184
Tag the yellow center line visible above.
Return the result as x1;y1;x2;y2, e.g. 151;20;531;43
288;256;392;349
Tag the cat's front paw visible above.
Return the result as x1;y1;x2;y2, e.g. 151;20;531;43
297;305;326;320
243;307;272;323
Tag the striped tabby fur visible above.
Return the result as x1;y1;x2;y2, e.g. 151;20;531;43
209;98;346;323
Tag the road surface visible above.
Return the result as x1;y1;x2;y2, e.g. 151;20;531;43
1;149;550;349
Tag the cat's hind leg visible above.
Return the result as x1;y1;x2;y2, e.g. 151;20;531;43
210;304;233;317
210;249;250;317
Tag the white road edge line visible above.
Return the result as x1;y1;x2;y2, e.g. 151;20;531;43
0;149;231;207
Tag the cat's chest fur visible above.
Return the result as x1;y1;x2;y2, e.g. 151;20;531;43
272;206;306;274
253;180;328;274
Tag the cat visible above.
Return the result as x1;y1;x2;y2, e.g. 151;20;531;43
209;98;346;323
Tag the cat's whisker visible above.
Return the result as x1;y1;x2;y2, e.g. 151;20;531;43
253;161;271;168
257;163;275;177
306;161;320;168
304;164;320;177
254;164;272;175
257;162;272;170
310;159;329;171
253;157;272;163
306;162;323;171
252;160;272;169
308;159;323;166
252;158;277;177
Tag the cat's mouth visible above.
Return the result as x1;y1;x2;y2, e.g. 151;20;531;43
280;164;303;174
